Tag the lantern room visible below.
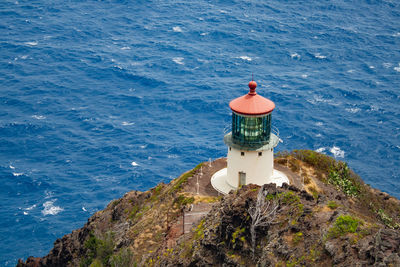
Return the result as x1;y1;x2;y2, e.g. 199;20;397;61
211;80;289;194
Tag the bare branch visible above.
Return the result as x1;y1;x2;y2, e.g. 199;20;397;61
248;185;279;258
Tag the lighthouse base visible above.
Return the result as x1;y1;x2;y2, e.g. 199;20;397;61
211;167;289;195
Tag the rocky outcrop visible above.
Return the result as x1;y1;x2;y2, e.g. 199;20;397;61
17;151;400;267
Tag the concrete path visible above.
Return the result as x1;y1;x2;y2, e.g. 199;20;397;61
183;203;212;234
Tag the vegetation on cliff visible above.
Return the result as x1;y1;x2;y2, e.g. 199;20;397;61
18;151;400;267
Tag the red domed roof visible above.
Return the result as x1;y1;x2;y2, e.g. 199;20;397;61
229;81;275;115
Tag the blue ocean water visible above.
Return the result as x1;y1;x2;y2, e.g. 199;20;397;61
1;0;399;264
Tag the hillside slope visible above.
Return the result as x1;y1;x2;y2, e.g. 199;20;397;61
18;151;400;267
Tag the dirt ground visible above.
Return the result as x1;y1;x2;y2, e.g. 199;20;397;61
183;157;227;197
183;157;303;197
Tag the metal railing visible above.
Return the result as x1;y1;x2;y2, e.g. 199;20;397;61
272;126;279;137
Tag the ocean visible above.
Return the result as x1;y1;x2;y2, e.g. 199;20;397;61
1;0;399;265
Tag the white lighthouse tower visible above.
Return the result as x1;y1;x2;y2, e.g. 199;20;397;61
211;80;289;194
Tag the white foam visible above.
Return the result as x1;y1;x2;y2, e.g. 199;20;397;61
122;121;134;126
290;53;300;59
315;147;326;153
369;105;379;111
301;74;308;78
392;32;400;37
383;63;392;68
172;26;183;32
42;200;63;216
345;107;360;113
172;57;184;65
200;32;208;36
238;56;252;61
394;63;400;72
307;95;336;105
12;172;23;176
32;115;46;120
9;165;15;169
315;122;323;126
330;146;344;158
139;145;146;149
131;161;138;166
44;190;54;199
23;211;28;215
25;204;37;211
369;65;375;69
82;206;87;212
25;41;38;46
314;53;326;59
121;46;131;50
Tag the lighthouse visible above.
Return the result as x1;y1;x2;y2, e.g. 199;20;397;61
211;80;289;194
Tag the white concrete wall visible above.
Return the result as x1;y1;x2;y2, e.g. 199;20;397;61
226;146;274;188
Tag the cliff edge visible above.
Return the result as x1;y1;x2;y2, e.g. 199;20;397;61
18;150;400;266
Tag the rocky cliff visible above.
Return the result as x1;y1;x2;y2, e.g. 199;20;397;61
17;150;400;267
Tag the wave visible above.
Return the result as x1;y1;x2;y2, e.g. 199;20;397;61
172;26;183;32
290;53;300;59
42;200;63;216
131;161;139;167
31;115;46;120
315;146;344;158
172;57;184;65
237;56;252;61
330;146;345;158
345;107;361;113
314;53;327;59
394;63;400;72
24;41;38;46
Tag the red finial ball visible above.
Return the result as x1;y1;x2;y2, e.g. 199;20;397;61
248;80;257;92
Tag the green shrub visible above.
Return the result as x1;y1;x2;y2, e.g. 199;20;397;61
149;184;164;202
194;219;205;240
377;209;400;229
109;248;135;267
327;201;338;210
308;186;319;200
81;232;115;267
328;162;360;197
293;232;303;245
170;163;203;193
231;227;246;246
89;259;103;267
291;150;336;174
327;215;362;239
128;204;142;221
281;191;300;205
173;195;194;208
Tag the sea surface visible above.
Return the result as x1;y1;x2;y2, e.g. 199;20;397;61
1;0;399;265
